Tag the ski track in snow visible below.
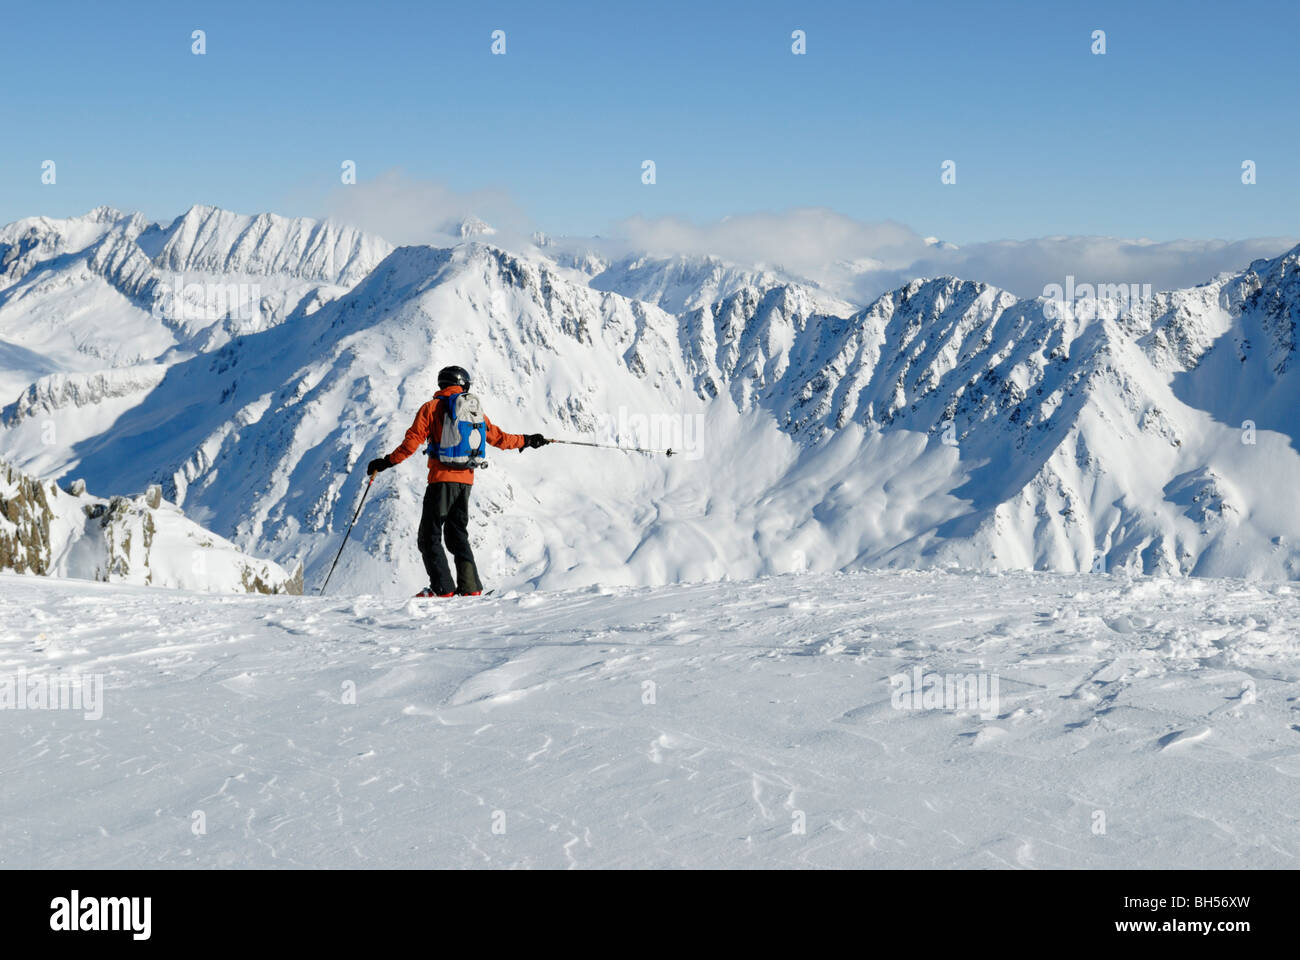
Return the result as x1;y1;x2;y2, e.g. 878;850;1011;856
1;568;1298;869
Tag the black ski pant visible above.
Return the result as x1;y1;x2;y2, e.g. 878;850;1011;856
417;481;483;595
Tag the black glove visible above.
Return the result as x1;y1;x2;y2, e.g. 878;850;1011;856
366;456;392;475
523;434;550;449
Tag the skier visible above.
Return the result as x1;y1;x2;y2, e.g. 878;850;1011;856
366;365;549;597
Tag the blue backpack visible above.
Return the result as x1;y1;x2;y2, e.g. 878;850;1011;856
426;392;488;469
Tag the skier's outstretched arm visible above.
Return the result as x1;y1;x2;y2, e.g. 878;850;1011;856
485;417;549;451
368;401;435;475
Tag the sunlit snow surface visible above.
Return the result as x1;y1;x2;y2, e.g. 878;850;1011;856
2;568;1297;868
6;207;1300;594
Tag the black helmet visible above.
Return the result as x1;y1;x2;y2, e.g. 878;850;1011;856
437;365;471;389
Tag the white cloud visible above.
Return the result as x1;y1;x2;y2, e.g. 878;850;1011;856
610;208;1297;305
320;177;1297;306
322;169;531;247
910;235;1299;303
612;208;926;278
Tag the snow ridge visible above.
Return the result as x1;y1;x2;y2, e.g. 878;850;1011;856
2;206;1299;593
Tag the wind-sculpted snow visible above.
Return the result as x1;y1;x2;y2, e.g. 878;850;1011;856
2;568;1297;867
1;206;1299;593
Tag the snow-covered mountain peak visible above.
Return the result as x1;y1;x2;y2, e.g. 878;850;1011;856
589;250;855;318
148;205;394;286
1245;241;1300;277
923;236;959;250
441;215;496;239
84;204;131;224
3;205;1300;592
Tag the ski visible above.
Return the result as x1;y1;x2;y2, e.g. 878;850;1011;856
411;589;495;600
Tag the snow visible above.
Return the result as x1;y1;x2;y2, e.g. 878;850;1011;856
0;461;299;593
2;205;1300;595
2;568;1297;868
0;206;392;408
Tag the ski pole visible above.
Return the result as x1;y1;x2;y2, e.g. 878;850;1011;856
319;474;374;595
546;438;675;457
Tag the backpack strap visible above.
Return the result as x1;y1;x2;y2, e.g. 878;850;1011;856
423;395;447;458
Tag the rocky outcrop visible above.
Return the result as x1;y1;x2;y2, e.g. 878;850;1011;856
0;460;301;594
0;461;54;574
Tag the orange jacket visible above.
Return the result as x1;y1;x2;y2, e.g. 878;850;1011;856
387;385;526;484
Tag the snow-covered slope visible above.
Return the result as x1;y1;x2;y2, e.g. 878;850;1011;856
2;568;1297;868
0;206;391;421
2;206;1298;595
587;250;855;317
0;460;300;593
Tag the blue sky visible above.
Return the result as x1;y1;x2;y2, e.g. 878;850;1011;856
2;0;1296;243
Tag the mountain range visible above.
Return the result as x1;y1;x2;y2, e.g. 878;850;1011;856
1;205;1297;593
